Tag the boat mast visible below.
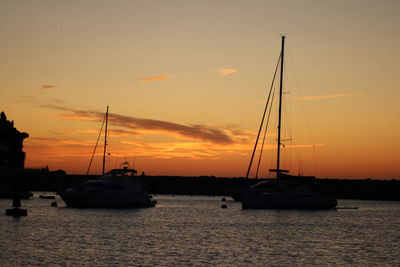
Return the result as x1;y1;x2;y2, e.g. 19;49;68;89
102;106;109;175
276;35;285;176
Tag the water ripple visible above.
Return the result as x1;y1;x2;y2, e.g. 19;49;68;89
1;195;399;266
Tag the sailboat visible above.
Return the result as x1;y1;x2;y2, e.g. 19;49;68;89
241;36;337;209
60;107;156;208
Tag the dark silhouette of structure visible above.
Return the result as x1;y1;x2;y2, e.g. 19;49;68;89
1;111;29;216
0;112;29;173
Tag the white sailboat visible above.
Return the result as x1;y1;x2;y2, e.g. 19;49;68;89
60;107;156;208
241;36;337;209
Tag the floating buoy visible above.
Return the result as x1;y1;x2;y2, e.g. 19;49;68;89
51;201;58;207
221;204;227;209
6;193;27;216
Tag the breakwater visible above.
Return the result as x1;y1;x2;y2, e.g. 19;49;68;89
21;170;400;201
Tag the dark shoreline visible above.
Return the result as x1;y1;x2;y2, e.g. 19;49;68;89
21;171;400;201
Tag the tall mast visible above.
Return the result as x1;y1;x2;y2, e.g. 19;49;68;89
276;35;285;176
102;106;109;175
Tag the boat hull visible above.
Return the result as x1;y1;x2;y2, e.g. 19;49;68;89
60;189;155;208
242;190;337;210
60;192;155;208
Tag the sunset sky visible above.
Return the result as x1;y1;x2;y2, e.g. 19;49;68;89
1;0;399;179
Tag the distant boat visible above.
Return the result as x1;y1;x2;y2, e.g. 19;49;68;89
59;107;156;208
241;36;337;210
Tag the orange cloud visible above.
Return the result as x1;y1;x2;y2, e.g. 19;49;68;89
39;85;56;90
24;131;324;176
106;139;252;161
24;135;251;175
138;74;170;82
212;68;238;76
55;114;99;121
108;129;138;136
110;114;238;144
69;129;99;134
25;137;93;159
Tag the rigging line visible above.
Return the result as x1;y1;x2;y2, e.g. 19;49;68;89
287;45;326;176
104;112;120;170
86;115;106;175
284;71;294;172
255;90;275;178
116;127;131;167
245;54;281;178
106;111;114;169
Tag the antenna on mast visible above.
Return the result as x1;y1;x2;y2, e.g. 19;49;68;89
102;106;109;175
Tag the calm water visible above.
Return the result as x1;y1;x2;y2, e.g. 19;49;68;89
1;194;399;266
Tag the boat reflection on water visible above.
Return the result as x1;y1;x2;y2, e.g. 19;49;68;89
60;164;156;208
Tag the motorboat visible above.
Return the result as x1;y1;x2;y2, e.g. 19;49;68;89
60;165;156;208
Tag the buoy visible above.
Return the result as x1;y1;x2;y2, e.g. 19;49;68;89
6;193;27;216
221;204;227;209
51;201;58;207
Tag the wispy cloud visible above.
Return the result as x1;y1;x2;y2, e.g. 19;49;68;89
25;137;93;158
40;105;250;145
40;104;102;122
118;139;251;160
211;68;238;76
55;114;99;121
138;74;171;82
112;114;236;144
109;129;138;137
296;94;356;100
69;129;99;134
38;85;56;90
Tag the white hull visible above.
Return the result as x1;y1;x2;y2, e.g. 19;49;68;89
60;175;156;208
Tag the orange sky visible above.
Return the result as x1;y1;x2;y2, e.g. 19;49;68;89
1;1;399;179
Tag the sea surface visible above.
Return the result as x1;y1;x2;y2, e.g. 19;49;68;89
1;194;399;266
